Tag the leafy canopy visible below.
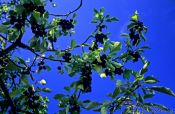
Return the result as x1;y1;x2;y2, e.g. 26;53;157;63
0;0;174;114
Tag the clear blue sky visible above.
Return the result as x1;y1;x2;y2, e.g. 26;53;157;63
37;0;175;113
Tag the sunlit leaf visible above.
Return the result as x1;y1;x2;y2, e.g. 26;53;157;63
86;102;100;110
150;86;175;96
100;106;107;114
144;76;159;84
71;39;76;49
54;94;65;100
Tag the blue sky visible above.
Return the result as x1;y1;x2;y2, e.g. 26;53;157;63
40;0;175;113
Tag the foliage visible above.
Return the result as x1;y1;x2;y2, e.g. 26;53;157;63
0;0;174;114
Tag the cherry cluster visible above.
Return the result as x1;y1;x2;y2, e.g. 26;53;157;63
80;65;92;93
68;95;80;114
37;61;46;70
95;33;107;44
9;11;25;29
62;52;71;62
59;19;74;31
129;21;144;46
105;66;124;77
23;2;36;12
23;87;40;109
23;2;45;14
89;33;107;51
104;69;112;76
31;20;46;37
128;50;140;62
114;67;124;75
92;54;124;76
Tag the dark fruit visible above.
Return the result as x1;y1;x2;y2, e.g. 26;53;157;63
95;33;107;44
114;67;124;75
62;52;71;62
57;66;61;70
59;19;74;31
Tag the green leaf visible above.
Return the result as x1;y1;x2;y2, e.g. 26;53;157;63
123;69;131;79
54;94;65;100
0;24;9;33
127;23;135;29
140;31;146;41
110;61;122;68
21;75;29;85
138;93;144;103
6;62;19;71
16;5;25;14
91;19;98;23
86;102;100;110
110;17;118;22
72;13;77;18
131;10;139;21
59;110;66;114
3;5;8;12
140;62;150;75
94;65;103;74
116;80;122;86
42;87;51;93
55;51;65;58
121;33;129;37
93;8;99;14
103;42;111;51
144;103;171;112
100;106;107;114
132;71;144;81
17;57;27;66
64;86;71;92
33;0;43;5
150;86;175;96
110;42;121;53
106;61;115;71
100;7;104;15
10;89;22;98
83;100;91;103
112;87;121;98
71;39;76;49
95;13;99;18
144;76;159;84
144;94;155;99
102;100;111;106
66;105;70;114
33;10;40;22
45;65;51;71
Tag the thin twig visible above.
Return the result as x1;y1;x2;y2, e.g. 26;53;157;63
18;42;67;62
49;0;83;17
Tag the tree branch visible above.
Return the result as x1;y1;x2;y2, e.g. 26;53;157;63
18;42;66;62
0;78;16;114
0;32;23;57
49;0;83;17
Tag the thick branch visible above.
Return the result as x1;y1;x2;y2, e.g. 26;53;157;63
0;32;23;57
0;78;16;114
